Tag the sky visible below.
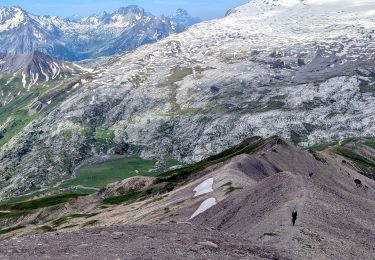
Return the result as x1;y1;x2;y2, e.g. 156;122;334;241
1;0;249;20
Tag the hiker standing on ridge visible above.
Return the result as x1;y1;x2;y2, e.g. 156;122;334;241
292;209;298;226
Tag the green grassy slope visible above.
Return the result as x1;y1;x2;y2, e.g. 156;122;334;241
0;74;84;148
64;157;157;189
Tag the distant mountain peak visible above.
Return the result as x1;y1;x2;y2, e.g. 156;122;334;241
172;8;190;16
0;6;25;13
116;5;145;15
0;6;28;30
170;8;200;30
0;51;84;87
0;6;28;18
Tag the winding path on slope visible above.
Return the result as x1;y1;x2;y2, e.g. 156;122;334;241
277;173;308;245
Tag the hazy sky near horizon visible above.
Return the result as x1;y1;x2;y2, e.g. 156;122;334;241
1;0;249;20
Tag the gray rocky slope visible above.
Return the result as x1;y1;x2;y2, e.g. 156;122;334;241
0;6;200;60
0;137;374;259
2;0;375;197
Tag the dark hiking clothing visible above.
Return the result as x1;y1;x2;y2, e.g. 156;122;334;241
292;210;298;226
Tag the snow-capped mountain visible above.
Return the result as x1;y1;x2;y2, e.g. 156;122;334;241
0;51;84;88
0;51;86;119
2;0;375;197
0;6;200;61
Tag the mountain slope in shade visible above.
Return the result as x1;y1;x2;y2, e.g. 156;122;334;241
0;6;201;61
0;137;374;259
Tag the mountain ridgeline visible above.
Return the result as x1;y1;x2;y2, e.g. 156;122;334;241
0;6;200;61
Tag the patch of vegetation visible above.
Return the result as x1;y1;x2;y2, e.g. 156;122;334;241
0;193;87;211
362;138;375;150
94;128;115;146
306;137;360;152
164;207;170;214
334;147;375;169
65;212;99;219
102;191;142;205
165;67;193;86
0;75;82;148
2;157;180;213
0;225;25;235
82;220;98;227
225;186;243;195
52;217;70;227
0;211;29;220
38;225;55;233
63;157;163;189
61;224;79;229
164;67;194;112
307;141;339;152
220;181;233;187
52;213;99;227
160;159;184;170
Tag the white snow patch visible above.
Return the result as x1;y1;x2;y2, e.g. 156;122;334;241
193;178;214;197
73;64;94;73
0;8;26;31
40;66;50;82
21;72;27;88
189;198;217;220
90;96;96;105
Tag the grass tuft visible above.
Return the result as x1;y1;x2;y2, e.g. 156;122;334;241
0;225;25;235
0;211;30;220
52;212;100;227
38;225;55;233
102;191;142;205
82;220;98;227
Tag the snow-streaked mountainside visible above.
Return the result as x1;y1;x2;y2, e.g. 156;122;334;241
0;51;86;110
0;6;200;61
0;51;83;88
2;0;375;197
